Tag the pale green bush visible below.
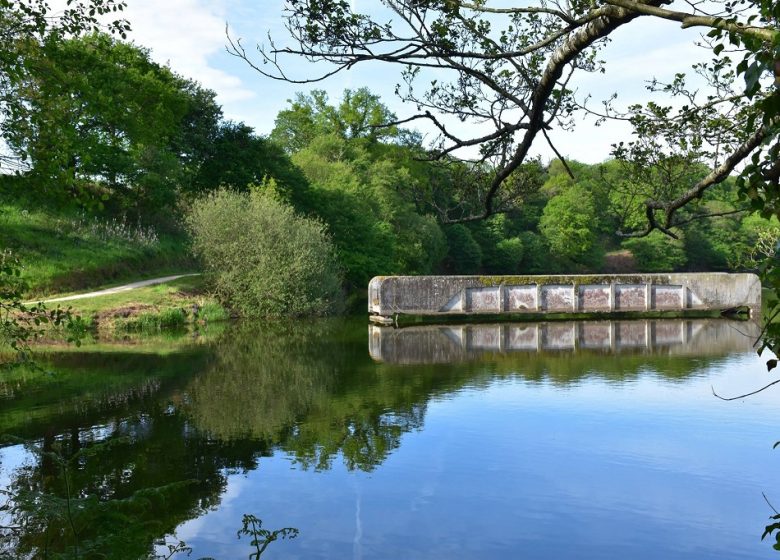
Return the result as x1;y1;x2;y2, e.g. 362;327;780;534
186;187;343;317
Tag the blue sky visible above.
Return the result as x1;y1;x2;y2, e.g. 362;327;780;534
109;0;712;163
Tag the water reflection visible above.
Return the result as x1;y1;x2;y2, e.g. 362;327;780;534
183;321;424;472
369;319;759;364
0;318;773;559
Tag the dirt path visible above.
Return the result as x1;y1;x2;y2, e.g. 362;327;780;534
30;274;201;304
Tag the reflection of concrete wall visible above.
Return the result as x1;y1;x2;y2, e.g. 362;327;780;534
368;274;761;319
368;319;759;365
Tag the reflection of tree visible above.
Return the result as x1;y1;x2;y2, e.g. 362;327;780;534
185;319;744;472
0;344;269;560
184;320;427;471
184;321;339;441
1;318;756;557
0;349;208;439
1;410;268;560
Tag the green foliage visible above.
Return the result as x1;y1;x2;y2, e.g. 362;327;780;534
186;186;343;317
517;231;551;274
443;224;482;274
270;88;405;153
622;231;687;272
236;514;299;560
732;214;780;269
2;33;188;210
291;132;446;286
539;184;603;270
188;120;310;207
763;514;780;551
495;237;525;271
118;308;188;333
470;215;525;274
0;252;85;364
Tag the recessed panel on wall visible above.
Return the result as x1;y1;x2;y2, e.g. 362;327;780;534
615;284;646;310
541;285;575;312
467;287;502;312
653;285;684;310
579;285;611;311
505;285;537;311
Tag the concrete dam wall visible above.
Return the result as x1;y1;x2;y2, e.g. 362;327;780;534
368;273;761;321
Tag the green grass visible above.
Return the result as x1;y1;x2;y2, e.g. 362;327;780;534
0;201;196;297
40;275;230;335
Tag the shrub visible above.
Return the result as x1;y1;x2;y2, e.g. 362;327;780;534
119;308;187;333
186;187;343;317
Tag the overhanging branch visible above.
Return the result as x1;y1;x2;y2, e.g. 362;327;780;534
604;0;777;42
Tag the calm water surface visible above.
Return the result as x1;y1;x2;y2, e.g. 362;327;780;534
1;318;779;559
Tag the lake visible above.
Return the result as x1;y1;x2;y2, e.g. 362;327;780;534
1;318;778;559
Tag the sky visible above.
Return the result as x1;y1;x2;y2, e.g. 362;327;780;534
97;0;713;164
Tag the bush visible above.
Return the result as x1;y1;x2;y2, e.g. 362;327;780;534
186;187;343;317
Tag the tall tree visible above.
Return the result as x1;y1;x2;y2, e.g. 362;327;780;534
270;87;407;153
1;32;224;213
228;0;778;227
0;0;129;173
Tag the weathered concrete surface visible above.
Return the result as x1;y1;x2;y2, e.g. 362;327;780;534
368;273;761;320
369;319;759;365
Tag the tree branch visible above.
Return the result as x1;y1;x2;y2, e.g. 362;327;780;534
604;0;777;42
713;378;780;401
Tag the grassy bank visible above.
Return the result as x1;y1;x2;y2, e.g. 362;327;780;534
0;200;196;297
41;275;229;337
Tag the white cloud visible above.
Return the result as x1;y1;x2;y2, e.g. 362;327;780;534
70;0;725;161
116;0;255;104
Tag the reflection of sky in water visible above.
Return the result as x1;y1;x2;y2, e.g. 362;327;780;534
0;444;32;534
171;347;780;560
3;320;778;560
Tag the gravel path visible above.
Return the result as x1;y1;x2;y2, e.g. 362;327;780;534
30;273;201;304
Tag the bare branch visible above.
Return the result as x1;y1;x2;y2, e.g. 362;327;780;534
605;0;777;42
542;128;575;179
459;2;576;23
713;378;780;401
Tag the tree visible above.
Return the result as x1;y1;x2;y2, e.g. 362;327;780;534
270;88;407;153
1;33;221;213
0;0;130;173
228;0;777;227
540;184;604;270
0;0;127;363
189;120;311;207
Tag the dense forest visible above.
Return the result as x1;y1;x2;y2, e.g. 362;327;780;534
1;24;777;314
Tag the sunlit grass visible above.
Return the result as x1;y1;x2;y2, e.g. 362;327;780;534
33;276;230;335
0;202;196;297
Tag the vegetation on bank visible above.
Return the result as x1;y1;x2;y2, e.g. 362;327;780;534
186;187;343;317
0;195;195;298
52;276;227;334
1;5;778;354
